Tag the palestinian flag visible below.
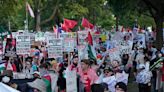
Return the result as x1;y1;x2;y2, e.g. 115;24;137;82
87;31;97;61
43;75;52;92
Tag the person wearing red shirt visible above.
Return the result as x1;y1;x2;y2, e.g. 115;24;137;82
78;59;98;92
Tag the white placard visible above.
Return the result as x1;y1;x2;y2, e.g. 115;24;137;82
118;41;133;55
63;38;75;52
16;33;31;55
47;38;63;58
66;69;77;92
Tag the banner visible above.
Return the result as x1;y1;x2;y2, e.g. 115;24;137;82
66;69;77;92
16;33;31;55
78;31;88;45
47;38;63;58
63;38;75;52
4;38;17;58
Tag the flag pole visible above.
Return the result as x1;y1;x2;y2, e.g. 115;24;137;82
24;1;28;32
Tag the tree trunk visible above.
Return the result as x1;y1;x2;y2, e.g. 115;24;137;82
154;14;163;49
34;0;41;32
116;16;119;31
35;10;41;31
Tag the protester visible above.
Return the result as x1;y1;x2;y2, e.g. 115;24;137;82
102;67;116;92
38;63;52;92
78;59;98;92
22;61;33;79
0;26;164;92
115;82;127;92
136;64;152;92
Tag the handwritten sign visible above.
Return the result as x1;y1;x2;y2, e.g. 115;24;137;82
66;69;77;92
16;34;31;55
118;41;133;55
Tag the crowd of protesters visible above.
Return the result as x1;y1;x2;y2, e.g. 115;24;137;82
0;28;164;92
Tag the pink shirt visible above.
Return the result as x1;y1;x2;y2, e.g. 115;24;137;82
78;66;98;85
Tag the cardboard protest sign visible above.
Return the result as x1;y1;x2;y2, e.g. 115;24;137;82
63;38;75;52
66;69;77;92
47;38;63;58
4;38;17;58
118;41;133;55
78;31;88;45
16;33;31;55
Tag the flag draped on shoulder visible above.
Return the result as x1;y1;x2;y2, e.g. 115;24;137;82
81;18;94;29
26;2;35;18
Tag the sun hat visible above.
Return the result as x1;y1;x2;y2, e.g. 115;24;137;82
32;71;40;76
27;79;46;92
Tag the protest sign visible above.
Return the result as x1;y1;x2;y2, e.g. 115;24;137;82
16;33;31;55
108;47;121;61
118;41;133;55
78;45;88;61
63;38;75;52
78;31;88;45
66;69;77;92
59;33;72;39
35;32;45;41
133;34;146;48
4;38;17;58
47;38;63;58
